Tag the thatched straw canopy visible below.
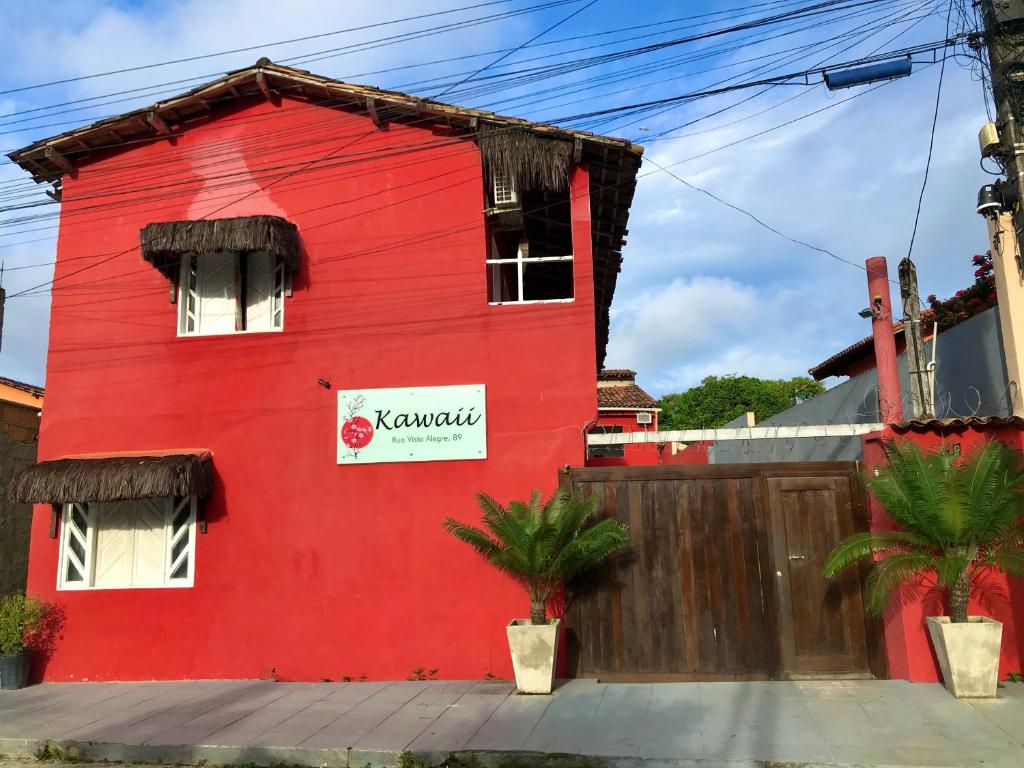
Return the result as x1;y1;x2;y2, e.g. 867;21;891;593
140;215;300;279
10;451;213;504
478;125;573;193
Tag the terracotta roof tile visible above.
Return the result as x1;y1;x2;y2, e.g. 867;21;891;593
890;415;1024;433
597;383;658;410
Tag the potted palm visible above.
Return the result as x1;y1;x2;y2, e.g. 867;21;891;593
444;489;628;694
0;593;47;690
823;439;1024;698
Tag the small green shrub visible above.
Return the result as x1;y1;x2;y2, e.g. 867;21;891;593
0;593;47;656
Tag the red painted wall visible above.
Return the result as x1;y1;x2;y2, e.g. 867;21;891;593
862;426;1024;682
28;97;600;682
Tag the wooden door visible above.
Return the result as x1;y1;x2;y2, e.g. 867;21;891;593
766;475;870;676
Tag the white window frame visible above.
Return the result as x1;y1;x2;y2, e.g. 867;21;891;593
486;240;574;306
492;172;518;207
57;496;198;591
177;252;286;337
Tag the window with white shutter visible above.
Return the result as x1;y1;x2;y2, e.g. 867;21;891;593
178;251;284;336
58;496;197;590
492;172;518;206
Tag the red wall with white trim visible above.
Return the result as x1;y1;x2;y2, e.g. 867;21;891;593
27;98;599;682
863;426;1024;682
588;412;710;466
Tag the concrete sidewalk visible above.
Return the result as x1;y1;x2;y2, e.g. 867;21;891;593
2;678;1023;768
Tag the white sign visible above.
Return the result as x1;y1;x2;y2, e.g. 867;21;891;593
337;385;487;464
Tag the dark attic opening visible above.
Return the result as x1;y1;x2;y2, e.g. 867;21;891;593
479;126;574;304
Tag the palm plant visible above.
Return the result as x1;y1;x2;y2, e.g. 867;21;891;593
443;489;629;624
823;439;1024;623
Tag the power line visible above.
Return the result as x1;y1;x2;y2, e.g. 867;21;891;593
0;28;939;224
0;0;821;128
905;0;952;262
432;0;600;98
642;155;903;286
0;0;940;285
0;0;549;96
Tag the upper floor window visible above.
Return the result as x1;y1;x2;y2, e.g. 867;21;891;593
487;234;573;304
485;186;574;305
179;251;285;336
59;496;196;590
139;215;300;336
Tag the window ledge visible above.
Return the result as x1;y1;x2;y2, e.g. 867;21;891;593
176;327;284;339
488;298;575;306
57;582;194;592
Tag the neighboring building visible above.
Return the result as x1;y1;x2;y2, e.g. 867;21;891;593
710;307;1009;463
5;61;642;682
588;369;707;466
808;315;937;380
589;369;660;466
0;377;43;597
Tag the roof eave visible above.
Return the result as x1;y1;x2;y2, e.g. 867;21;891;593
7;62;643;184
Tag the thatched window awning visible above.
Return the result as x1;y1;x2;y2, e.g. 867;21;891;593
9;450;213;504
478;125;573;193
140;215;300;279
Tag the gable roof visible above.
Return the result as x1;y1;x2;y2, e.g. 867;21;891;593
809;310;936;380
597;383;659;410
7;59;643;368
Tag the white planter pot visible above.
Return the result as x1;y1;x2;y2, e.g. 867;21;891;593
926;616;1003;698
506;618;560;694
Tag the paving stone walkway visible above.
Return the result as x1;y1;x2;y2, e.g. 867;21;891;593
1;678;1023;767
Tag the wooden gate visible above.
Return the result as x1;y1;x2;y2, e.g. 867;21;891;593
561;462;883;681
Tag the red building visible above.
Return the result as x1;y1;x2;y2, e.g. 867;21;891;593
588;369;660;466
6;61;642;682
587;369;708;466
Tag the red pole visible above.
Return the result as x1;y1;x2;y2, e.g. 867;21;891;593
866;256;903;424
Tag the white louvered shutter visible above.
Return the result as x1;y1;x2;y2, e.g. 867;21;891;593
60;503;94;587
245;251;274;331
93;501;136;588
132;498;167;585
196;251;237;334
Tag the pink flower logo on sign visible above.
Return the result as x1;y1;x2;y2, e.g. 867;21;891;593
341;416;374;449
340;394;371;459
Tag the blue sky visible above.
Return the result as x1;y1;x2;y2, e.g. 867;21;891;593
0;0;993;397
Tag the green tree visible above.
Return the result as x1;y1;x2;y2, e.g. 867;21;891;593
658;375;825;431
823;440;1024;622
443;490;629;624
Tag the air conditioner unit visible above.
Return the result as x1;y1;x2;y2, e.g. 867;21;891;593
492;172;518;206
636;412;653;425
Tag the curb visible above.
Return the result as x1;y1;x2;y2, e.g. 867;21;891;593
0;739;934;768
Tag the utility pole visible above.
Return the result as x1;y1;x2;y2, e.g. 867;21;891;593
898;258;932;418
976;0;1024;414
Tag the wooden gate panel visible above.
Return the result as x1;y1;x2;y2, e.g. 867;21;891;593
768;475;870;674
563;463;874;681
